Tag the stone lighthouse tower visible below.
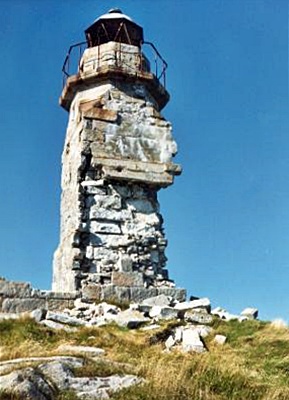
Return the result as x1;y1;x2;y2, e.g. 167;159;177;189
53;9;185;302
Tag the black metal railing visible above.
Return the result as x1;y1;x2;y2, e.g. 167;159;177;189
62;40;168;88
62;41;87;87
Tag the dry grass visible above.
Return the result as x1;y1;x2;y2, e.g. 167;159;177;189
1;317;289;399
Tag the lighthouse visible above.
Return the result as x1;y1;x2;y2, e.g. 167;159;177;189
53;9;185;302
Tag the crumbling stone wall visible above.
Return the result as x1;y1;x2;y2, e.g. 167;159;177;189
0;277;185;312
53;42;184;301
0;278;78;313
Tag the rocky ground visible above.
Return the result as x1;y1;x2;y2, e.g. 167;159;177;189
0;294;262;399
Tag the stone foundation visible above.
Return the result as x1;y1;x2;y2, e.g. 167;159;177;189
0;277;186;313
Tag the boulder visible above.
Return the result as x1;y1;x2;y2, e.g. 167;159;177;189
142;294;171;307
182;328;206;353
214;334;227;345
184;309;213;324
241;308;258;320
39;319;78;332
30;308;47;322
174;298;210;312
149;306;179;320
0;367;55;400
0;359;142;400
211;307;243;321
2;298;46;313
74;298;91;311
0;356;83;376
193;325;213;338
46;311;85;326
69;374;143;399
165;335;176;350
114;309;149;329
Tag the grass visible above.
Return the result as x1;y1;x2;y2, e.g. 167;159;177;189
1;316;289;399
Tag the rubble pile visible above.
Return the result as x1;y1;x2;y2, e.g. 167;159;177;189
12;294;258;354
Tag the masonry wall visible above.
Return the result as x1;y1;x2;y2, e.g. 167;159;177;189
53;41;184;301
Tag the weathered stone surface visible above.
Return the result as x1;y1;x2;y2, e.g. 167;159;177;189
157;288;186;302
0;367;54;399
37;291;79;300
1;298;46;313
38;361;75;391
149;306;179;320
211;307;245;321
53;56;183;297
69;374;142;400
241;308;258;320
184;309;213;324
57;344;105;357
214;334;227;345
165;335;175;350
174;298;210;312
182;329;206;353
0;356;83;376
46;299;75;311
39;320;78;332
112;271;144;287
30;308;47;322
82;284;102;301
130;287;158;302
0;278;32;298
194;325;213;338
142;294;171;307
46;311;85;326
0;358;142;400
114;309;149;329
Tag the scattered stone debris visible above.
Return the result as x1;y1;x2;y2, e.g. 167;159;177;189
0;283;259;336
214;334;227;345
0;287;261;398
211;307;249;322
241;308;258;320
56;345;105;357
0;358;142;400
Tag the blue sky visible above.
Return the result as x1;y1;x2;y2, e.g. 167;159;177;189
0;0;288;321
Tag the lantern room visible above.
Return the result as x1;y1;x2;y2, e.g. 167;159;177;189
60;8;169;111
85;8;144;48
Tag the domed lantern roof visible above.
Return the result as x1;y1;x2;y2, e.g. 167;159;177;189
85;8;144;48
